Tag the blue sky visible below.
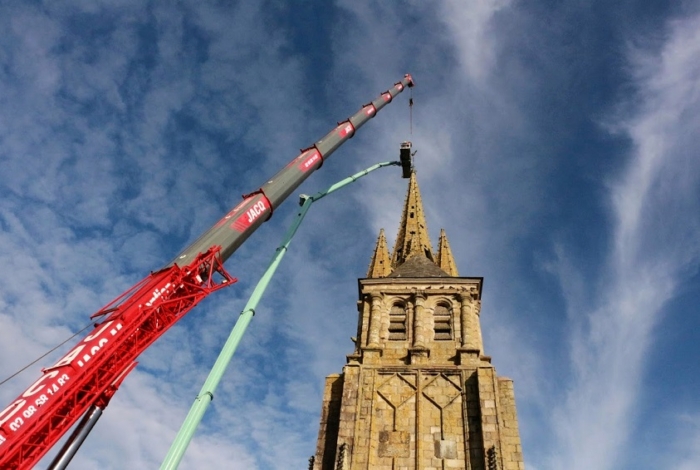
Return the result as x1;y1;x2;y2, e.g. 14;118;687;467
1;1;699;469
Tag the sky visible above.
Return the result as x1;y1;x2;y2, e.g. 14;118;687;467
0;1;699;469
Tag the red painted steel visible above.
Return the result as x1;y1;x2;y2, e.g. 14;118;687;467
0;248;235;469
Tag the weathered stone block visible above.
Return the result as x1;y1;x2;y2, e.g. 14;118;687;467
378;430;410;457
435;439;457;459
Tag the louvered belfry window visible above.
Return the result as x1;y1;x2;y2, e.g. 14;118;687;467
434;303;452;340
388;303;407;340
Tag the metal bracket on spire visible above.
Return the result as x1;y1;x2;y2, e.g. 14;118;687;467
400;141;413;178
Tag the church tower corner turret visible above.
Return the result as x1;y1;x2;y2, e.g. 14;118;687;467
367;229;392;279
312;168;525;470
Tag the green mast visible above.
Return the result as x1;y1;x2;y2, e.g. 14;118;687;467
161;161;401;469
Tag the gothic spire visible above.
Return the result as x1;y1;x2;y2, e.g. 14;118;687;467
366;229;392;278
390;171;435;268
437;229;459;276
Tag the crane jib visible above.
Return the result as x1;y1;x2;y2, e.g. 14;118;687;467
0;74;413;469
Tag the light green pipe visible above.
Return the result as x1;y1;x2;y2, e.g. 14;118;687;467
160;161;400;469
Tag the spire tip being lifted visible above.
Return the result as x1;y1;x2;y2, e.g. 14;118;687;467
399;141;414;178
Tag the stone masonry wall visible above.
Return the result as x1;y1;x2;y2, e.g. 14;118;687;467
314;374;344;470
312;278;524;469
497;378;524;470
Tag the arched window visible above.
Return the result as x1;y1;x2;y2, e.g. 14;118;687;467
434;303;452;340
388;302;407;340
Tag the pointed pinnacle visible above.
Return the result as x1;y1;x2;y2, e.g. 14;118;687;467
437;228;459;276
391;171;434;268
367;229;392;278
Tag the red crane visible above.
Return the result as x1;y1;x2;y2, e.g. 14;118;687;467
0;74;414;469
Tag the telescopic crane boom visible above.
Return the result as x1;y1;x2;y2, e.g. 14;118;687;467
0;74;414;469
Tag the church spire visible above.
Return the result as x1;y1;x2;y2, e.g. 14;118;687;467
390;171;434;268
437;228;459;276
366;229;392;278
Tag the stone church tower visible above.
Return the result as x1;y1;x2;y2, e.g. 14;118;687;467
311;171;524;470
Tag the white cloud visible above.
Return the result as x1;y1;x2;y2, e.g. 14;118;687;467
0;1;318;468
439;0;514;83
548;10;700;470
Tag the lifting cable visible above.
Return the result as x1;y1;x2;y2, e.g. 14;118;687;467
409;87;414;136
0;320;94;388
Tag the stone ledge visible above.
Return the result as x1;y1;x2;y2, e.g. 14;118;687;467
409;346;430;365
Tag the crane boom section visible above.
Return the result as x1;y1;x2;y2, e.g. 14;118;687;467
0;74;413;469
0;250;234;470
170;75;414;268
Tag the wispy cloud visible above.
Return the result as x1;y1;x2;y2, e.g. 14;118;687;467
0;1;318;468
549;11;700;470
